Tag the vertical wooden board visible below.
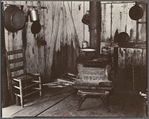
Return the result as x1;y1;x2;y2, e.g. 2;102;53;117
25;18;35;73
101;3;111;42
31;2;39;73
71;1;84;47
137;3;147;44
114;4;127;32
46;2;63;81
43;1;53;81
138;3;146;23
64;2;80;74
111;4;128;40
141;48;147;92
7;32;13;51
118;48;126;69
142;49;146;66
121;3;128;32
126;3;137;42
111;4;121;40
131;49;142;91
36;1;46;77
125;48;134;65
13;31;22;50
132;49;142;66
55;3;65;52
84;1;90;46
64;1;80;51
125;48;134;87
138;24;146;43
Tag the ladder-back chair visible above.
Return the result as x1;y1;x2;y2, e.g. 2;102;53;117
6;48;42;107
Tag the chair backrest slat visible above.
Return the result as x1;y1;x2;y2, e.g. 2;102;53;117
7;49;23;55
6;48;26;83
12;73;25;79
9;57;23;64
10;66;24;72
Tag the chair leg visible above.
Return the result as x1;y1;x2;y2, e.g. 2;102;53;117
100;95;110;112
77;95;86;111
38;76;42;97
19;80;24;107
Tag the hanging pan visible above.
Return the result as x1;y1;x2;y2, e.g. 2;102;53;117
4;5;25;32
31;21;41;34
129;3;143;20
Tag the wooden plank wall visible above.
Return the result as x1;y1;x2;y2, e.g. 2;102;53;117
3;1;146;92
3;1;90;84
100;2;147;92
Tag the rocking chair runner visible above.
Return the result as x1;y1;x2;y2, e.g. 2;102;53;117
6;48;42;107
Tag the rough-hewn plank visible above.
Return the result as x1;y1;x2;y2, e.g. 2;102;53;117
12;90;73;117
72;1;84;47
101;4;111;42
66;98;100;117
38;95;78;117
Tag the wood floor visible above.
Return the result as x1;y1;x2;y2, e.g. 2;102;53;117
3;87;146;118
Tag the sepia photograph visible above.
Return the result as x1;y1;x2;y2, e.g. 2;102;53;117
1;0;148;118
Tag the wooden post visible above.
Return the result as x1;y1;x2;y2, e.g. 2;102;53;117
1;2;10;107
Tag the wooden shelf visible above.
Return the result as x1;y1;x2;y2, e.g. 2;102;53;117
115;42;146;49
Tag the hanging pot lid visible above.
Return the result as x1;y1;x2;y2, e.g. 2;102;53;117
31;21;41;34
129;3;143;20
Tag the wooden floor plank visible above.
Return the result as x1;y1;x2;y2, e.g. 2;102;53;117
12;90;74;117
9;90;146;118
65;98;102;117
38;95;78;117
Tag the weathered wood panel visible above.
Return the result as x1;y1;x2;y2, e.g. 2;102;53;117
83;2;90;46
3;1;147;91
72;1;84;47
101;3;111;42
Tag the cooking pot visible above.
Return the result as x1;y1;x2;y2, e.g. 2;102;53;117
4;5;25;32
82;41;89;49
129;3;143;20
117;32;129;42
82;11;90;25
30;8;39;22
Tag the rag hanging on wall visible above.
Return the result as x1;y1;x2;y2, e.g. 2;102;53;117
129;2;143;20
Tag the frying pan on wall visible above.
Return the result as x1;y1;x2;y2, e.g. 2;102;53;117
31;21;41;34
129;3;143;20
4;5;26;32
